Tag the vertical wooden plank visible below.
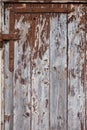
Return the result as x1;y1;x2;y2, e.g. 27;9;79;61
1;2;5;130
0;50;4;130
13;14;31;130
4;44;13;130
85;4;87;129
31;13;50;130
4;7;13;130
50;13;67;130
1;48;4;130
68;4;86;130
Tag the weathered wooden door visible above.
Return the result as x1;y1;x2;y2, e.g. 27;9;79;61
2;3;87;130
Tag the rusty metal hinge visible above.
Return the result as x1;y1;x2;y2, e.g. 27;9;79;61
0;33;18;47
0;33;19;72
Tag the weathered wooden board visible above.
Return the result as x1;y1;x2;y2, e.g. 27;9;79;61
13;14;32;130
4;7;13;130
68;4;86;130
50;13;67;130
4;44;13;130
0;48;4;130
2;3;87;130
31;13;50;130
1;3;5;130
0;50;4;130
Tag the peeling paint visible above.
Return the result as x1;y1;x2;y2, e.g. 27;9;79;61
1;3;87;130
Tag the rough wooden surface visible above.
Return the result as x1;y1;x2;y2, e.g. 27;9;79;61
0;47;4;130
2;3;87;130
68;4;86;130
3;6;13;130
50;13;67;130
31;13;50;130
4;44;13;130
13;14;32;130
0;49;4;130
1;3;5;130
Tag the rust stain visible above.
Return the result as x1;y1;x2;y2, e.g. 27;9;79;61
7;3;69;13
9;9;15;72
81;64;85;87
79;14;86;26
27;13;50;60
4;115;11;122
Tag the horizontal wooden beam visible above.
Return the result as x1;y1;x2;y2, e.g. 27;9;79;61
2;0;87;3
5;3;87;13
13;4;68;13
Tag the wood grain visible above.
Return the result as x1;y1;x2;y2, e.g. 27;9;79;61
50;13;67;130
13;14;32;130
4;8;13;130
1;3;5;130
1;48;4;130
4;43;13;130
31;13;50;130
3;3;87;130
68;4;86;130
